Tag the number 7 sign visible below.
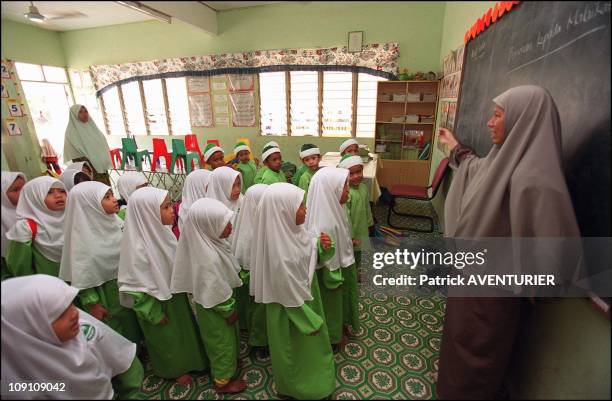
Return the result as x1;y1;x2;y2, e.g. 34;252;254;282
5;118;22;136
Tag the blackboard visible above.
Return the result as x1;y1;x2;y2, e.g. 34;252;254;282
455;1;611;237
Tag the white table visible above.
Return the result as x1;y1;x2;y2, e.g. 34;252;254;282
320;152;381;202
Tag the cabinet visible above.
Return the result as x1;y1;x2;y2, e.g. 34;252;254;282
374;80;439;188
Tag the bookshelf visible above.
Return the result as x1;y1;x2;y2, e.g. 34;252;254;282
374;80;439;188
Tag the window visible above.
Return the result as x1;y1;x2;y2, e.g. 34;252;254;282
356;73;387;138
69;69;105;133
290;71;319;136
101;77;191;136
258;70;387;137
259;72;287;136
322;72;353;137
15;62;73;161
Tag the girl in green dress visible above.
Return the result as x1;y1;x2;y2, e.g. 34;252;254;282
5;176;67;278
231;184;268;346
306;167;355;349
59;181;142;347
251;183;336;399
118;187;207;385
172;197;247;393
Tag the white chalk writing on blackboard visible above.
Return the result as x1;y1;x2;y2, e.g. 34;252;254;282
508;42;534;64
470;41;486;60
537;23;562;51
567;1;611;29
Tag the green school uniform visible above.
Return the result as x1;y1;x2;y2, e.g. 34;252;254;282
253;166;268;184
267;239;336;400
343;183;373;332
1;257;12;281
292;165;308;186
298;168;316;200
194;297;241;384
79;279;143;347
261;169;286;185
237;161;257;194
317;266;344;344
235;269;253;332
126;292;207;379
117;208;127;221
112;356;145;399
6;240;60;277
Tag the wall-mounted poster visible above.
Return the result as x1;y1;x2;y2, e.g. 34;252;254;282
187;77;210;93
228;74;254;91
447;102;457;130
188;94;213;127
230;92;256;127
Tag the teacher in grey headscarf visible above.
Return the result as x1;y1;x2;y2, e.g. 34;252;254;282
436;85;581;399
63;104;112;186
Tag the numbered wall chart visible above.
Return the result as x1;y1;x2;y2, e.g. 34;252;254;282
187;77;213;127
227;74;256;127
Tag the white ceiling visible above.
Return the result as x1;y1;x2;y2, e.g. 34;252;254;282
202;1;283;11
0;1;156;31
1;1;286;32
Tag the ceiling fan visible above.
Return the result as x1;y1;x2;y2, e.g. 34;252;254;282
24;2;86;23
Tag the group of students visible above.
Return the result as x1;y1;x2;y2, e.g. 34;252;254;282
1;137;373;400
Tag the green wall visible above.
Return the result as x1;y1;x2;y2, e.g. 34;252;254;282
61;1;445;71
1;19;66;66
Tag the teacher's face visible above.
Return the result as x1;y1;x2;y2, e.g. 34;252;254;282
487;105;505;145
78;106;89;123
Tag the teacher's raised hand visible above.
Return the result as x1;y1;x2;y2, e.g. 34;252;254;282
438;128;459;151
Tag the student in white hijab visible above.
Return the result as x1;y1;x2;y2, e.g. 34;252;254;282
5;176;67;278
1;275;144;400
115;172;149;221
63;104;112;185
178;169;212;234
63;160;93;179
59;181;142;347
305;166;354;348
59;169;91;192
117;187;206;384
171;198;246;393
249;183;336;399
229;184;267;343
206;166;243;241
1;172;26;281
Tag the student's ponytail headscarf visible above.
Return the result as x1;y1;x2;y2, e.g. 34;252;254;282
1;172;25;258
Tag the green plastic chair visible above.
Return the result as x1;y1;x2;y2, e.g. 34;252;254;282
120;138;151;171
171;139;201;174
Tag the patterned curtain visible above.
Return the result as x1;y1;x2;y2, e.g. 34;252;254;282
90;43;399;96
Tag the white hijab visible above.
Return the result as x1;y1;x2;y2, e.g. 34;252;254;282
6;176;66;262
118;187;176;303
306;166;355;270
59;169;81;192
250;183;318;307
1;275;135;400
231;184;267;270
64;161;93;177
1;172;25;258
178;169;212;233
207;166;242;212
171;198;242;308
116;172;148;202
59;182;123;289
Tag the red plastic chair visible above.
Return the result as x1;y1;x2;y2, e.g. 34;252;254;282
387;157;450;233
185;134;204;168
152;138;178;172
109;148;122;169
